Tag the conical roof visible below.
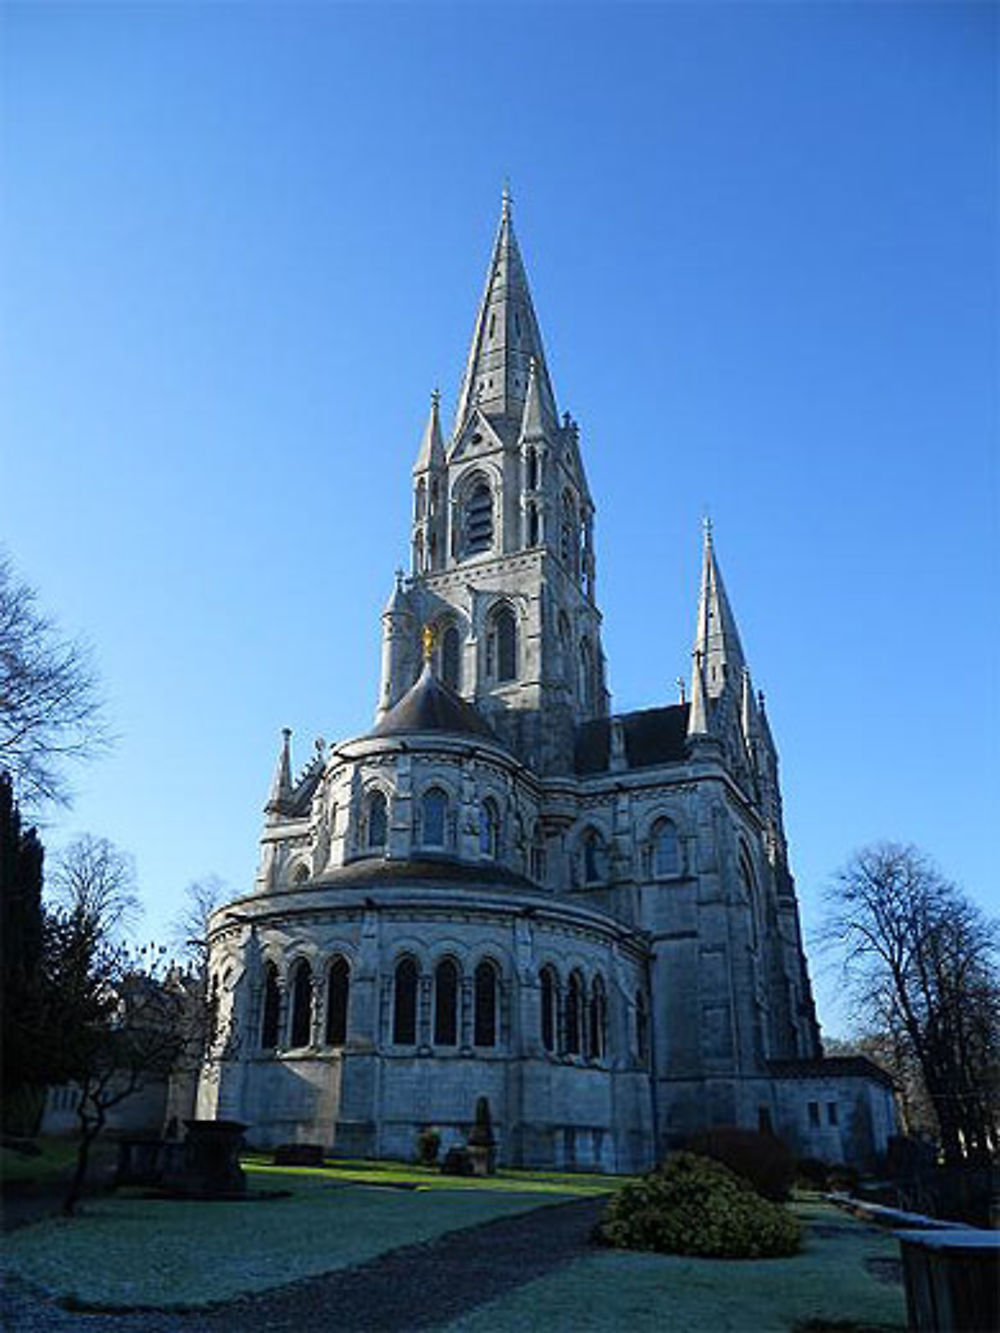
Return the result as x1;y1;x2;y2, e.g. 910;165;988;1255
369;661;496;741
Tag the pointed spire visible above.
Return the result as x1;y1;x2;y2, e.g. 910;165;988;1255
687;650;710;737
265;727;292;816
452;192;558;441
518;357;547;441
692;519;746;701
413;388;445;473
383;568;409;616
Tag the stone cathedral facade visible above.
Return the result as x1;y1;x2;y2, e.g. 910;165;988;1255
196;196;895;1171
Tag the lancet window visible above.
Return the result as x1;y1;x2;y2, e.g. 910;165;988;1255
474;959;498;1047
289;959;313;1048
393;956;418;1045
433;958;459;1046
326;956;350;1046
260;963;281;1049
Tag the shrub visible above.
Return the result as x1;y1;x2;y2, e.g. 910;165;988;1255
685;1126;795;1201
598;1152;802;1259
416;1127;441;1166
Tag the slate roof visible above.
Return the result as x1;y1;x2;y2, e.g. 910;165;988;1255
574;704;690;776
768;1056;895;1088
370;663;497;742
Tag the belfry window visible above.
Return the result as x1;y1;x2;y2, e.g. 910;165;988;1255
474;960;498;1047
464;481;493;555
366;790;388;850
289;960;313;1048
393;957;418;1045
420;787;448;849
434;958;459;1045
260;963;280;1049
441;624;461;690
326;956;350;1046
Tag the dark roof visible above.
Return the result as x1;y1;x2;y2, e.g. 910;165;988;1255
370;664;497;742
575;704;690;775
768;1057;895;1088
315;856;534;893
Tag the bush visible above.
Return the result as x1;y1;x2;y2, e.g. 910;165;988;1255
685;1126;796;1201
416;1127;441;1166
598;1152;802;1259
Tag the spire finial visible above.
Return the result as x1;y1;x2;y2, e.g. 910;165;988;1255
501;179;512;221
676;676;686;704
431;386;441;409
703;512;713;546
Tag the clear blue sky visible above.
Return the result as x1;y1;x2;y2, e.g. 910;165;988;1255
2;2;996;1037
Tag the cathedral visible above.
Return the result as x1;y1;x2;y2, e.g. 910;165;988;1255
196;194;895;1172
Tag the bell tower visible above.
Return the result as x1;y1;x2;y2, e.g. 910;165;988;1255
377;192;608;772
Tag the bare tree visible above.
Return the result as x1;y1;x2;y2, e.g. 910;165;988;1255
821;843;999;1165
0;554;110;810
50;834;141;942
169;874;226;971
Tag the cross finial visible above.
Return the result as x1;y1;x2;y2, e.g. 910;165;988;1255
702;512;713;546
431;386;441;409
394;567;405;590
676;676;686;704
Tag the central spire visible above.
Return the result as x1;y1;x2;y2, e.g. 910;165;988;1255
452;189;558;443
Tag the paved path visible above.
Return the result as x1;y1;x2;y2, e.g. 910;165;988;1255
1;1195;607;1333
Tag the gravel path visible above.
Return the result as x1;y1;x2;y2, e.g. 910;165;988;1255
1;1194;607;1332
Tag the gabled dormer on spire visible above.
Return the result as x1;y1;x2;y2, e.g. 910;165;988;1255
452;187;558;446
411;391;446;575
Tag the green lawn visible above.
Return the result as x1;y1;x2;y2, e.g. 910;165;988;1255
2;1168;575;1310
0;1138;85;1186
441;1199;907;1333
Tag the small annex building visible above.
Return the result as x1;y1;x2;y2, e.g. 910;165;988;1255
196;195;895;1172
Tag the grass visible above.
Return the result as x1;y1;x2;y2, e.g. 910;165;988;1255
1;1168;576;1310
440;1198;907;1333
0;1138;84;1186
242;1152;633;1195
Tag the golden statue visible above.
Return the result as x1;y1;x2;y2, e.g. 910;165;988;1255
422;623;436;663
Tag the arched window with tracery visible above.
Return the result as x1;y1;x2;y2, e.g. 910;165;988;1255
393;956;418;1045
486;605;517;682
326;956;350;1045
651;818;679;877
479;798;500;860
433;958;459;1046
565;971;584;1055
365;789;388;851
260;962;281;1049
440;624;461;690
474;959;498;1047
420;787;448;849
289;959;313;1048
589;975;607;1059
582;828;604;885
540;965;557;1053
463;478;493;555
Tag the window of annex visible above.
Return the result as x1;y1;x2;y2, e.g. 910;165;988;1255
325;956;350;1046
433;958;459;1046
485;604;517;683
473;959;499;1048
260;962;281;1050
418;787;450;851
289;959;313;1049
392;956;419;1045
